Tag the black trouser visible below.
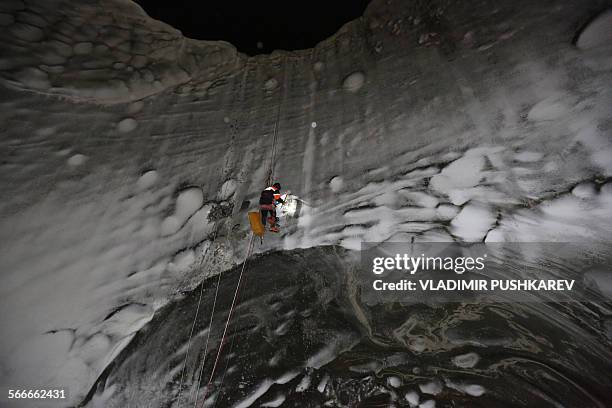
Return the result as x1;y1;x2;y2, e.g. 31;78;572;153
260;208;276;226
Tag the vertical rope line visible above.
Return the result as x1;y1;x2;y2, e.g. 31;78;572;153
175;281;205;406
197;233;255;406
189;261;224;407
267;56;286;186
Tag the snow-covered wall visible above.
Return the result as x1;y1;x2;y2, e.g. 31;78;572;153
1;0;611;405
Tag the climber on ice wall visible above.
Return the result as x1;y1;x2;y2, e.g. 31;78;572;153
259;182;284;233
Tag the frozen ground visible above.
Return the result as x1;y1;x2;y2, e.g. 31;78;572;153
0;0;612;406
86;247;612;407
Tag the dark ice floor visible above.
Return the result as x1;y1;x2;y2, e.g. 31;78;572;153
87;247;612;408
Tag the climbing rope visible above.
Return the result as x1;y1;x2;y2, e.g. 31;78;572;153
175;279;205;406
191;58;285;407
267;102;281;186
197;233;255;406
174;224;224;407
266;57;285;186
189;260;225;407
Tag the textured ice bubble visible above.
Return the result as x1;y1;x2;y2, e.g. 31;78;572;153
317;374;330;393
260;394;285;407
36;127;55;137
514;151;543;162
419;399;436;408
451;202;496;241
464;384;486;396
343;71;365;92
67;153;87;166
127;100;144;114
572;181;597;199
117;118;138;133
137;170;158;190
295;374;311;392
329;176;344;192
419;380;442;395
405;391;419;407
218;178;237;200
528;96;569;121
387;376;401;388
451;352;480;368
576;9;612;49
167;249;195;274
264;78;278;90
73;42;93;55
161;187;204;236
404;391;419;407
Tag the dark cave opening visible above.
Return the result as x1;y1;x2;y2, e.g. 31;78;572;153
134;0;371;55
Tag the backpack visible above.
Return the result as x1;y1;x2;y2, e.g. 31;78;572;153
259;188;274;205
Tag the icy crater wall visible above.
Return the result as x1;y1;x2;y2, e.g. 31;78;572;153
1;0;612;405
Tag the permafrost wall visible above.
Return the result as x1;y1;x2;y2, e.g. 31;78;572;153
1;0;611;404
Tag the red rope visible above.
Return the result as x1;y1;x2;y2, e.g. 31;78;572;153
196;233;255;406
